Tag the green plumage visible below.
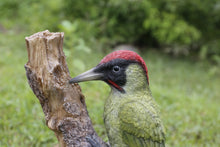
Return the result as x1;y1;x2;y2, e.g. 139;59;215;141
104;64;165;147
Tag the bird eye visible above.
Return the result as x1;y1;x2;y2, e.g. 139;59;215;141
113;66;120;72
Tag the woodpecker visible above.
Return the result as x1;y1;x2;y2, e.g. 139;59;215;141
69;50;165;147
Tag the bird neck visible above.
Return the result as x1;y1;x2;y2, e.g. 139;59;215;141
112;64;151;96
105;64;152;117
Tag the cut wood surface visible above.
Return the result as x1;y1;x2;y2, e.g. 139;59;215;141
25;30;107;147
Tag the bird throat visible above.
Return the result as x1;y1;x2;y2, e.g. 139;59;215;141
107;79;125;93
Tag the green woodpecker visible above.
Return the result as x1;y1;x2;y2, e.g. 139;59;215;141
69;50;165;147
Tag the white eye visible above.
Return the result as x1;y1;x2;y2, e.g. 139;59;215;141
113;66;120;72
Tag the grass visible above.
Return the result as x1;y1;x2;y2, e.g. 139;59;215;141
0;31;219;147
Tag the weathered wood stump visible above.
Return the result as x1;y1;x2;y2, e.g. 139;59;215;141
25;30;107;147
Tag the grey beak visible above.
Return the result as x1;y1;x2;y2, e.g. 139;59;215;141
69;67;103;84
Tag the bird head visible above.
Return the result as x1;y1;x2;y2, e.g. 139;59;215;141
69;50;149;94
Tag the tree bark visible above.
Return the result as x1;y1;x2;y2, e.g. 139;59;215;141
25;30;107;147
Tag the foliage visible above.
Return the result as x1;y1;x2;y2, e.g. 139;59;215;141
62;0;220;61
63;0;149;45
0;0;63;32
157;0;220;61
1;0;219;60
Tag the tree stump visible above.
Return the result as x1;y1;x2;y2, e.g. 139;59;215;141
25;30;107;147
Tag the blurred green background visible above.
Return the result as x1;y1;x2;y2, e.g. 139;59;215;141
0;0;220;146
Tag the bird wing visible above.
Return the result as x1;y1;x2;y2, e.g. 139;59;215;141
119;100;165;147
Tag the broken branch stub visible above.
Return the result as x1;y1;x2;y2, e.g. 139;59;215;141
25;30;106;147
